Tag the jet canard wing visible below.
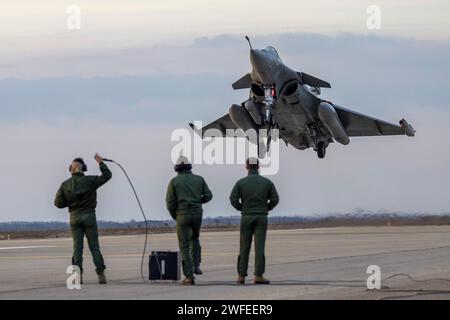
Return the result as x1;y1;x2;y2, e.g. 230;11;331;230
299;72;331;88
332;104;415;137
232;73;252;90
189;114;240;138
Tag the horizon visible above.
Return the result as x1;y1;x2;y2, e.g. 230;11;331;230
3;210;450;224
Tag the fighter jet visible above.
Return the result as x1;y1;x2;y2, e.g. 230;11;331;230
190;36;415;158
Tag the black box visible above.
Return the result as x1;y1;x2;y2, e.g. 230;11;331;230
149;251;181;281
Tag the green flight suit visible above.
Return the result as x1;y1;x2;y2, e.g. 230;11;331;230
166;170;212;278
54;162;112;274
230;169;279;277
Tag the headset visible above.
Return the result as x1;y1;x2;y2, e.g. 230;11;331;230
69;158;87;172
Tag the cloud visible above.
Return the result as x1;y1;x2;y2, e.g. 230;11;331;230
2;33;449;83
0;75;243;124
2;32;449;116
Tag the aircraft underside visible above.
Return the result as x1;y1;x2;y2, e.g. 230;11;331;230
274;99;333;154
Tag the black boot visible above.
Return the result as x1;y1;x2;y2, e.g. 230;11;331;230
194;265;203;275
181;277;195;285
98;272;107;284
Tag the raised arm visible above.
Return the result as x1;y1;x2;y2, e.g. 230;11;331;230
90;162;112;188
90;154;112;188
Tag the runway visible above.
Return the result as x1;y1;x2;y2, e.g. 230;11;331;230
1;226;450;300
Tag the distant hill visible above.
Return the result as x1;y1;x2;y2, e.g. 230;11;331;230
1;212;450;232
0;219;174;232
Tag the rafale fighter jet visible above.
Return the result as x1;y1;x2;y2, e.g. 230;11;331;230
190;37;415;158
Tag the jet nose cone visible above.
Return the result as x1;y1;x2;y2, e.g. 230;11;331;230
250;49;271;84
250;49;265;66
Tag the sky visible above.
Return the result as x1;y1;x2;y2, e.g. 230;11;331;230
1;1;450;222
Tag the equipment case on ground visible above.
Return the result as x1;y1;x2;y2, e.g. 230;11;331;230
149;251;181;281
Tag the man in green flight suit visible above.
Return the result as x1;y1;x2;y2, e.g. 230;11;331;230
54;153;112;284
230;158;279;285
166;156;213;285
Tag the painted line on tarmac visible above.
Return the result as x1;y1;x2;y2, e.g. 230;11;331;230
0;251;235;260
0;246;58;250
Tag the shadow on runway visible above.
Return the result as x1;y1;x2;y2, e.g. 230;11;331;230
107;277;365;289
2;274;449;300
377;289;450;300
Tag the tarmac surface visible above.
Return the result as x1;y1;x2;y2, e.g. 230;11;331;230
1;226;450;300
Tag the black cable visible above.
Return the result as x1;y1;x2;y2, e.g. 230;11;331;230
383;273;450;283
108;160;149;283
377;273;450;300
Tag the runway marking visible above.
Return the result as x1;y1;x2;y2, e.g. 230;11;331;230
0;255;72;260
0;246;57;251
0;251;236;260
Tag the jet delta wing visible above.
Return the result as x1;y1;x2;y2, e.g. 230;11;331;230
332;104;414;137
189;115;239;138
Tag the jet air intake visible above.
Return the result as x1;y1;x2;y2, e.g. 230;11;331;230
281;81;298;96
251;83;265;97
279;80;301;104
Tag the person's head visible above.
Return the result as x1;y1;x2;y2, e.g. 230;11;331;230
174;156;192;172
69;158;87;174
246;157;259;171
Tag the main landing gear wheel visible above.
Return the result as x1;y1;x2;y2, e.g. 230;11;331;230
317;141;326;159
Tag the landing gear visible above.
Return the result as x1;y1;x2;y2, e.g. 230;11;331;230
257;140;267;158
317;141;326;159
257;132;266;158
305;123;328;159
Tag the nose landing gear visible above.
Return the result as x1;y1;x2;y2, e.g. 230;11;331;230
316;141;326;159
306;123;328;159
